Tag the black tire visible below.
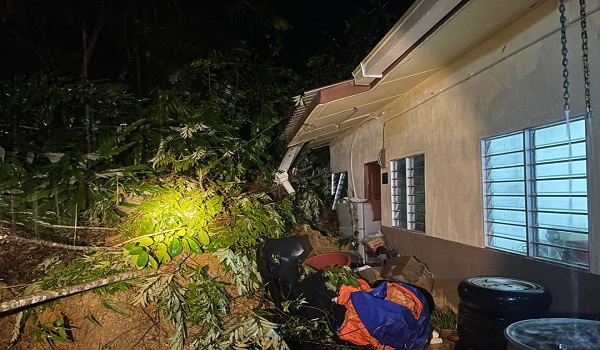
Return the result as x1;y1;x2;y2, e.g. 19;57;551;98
457;276;551;313
457;302;544;350
458;302;544;330
457;320;507;350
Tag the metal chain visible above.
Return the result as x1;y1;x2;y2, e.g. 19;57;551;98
559;0;570;114
579;0;594;119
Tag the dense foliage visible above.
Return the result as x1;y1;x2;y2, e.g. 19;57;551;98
0;1;408;348
0;53;329;349
0;74;151;226
0;48;300;228
120;179;289;268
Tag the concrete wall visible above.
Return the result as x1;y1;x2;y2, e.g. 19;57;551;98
330;0;600;315
383;227;600;316
330;116;384;199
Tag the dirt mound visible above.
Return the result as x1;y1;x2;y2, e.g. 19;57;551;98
0;222;174;349
292;225;353;257
0;251;264;349
2;291;173;350
0;223;351;349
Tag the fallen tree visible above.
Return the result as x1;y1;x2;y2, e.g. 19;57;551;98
0;233;120;252
0;253;187;314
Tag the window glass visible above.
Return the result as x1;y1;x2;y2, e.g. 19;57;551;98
391;155;425;232
331;172;348;208
483;152;524;168
482;118;589;268
484;133;523;154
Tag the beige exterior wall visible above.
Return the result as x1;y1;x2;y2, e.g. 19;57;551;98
330;0;600;270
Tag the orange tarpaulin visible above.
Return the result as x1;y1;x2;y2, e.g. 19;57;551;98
336;279;431;350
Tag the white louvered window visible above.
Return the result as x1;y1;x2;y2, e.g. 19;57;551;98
391;154;425;232
482;118;589;268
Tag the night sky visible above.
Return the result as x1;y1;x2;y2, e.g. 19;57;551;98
0;0;414;86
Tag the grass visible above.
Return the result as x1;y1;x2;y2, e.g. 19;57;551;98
430;307;458;330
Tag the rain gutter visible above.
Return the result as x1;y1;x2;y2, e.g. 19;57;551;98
353;0;468;86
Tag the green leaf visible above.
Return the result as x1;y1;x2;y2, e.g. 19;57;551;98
99;141;138;157
186;237;203;254
169;237;183;257
197;230;210;245
140;220;155;235
155;249;172;264
117;119;146;142
181;237;191;251
136;236;154;247
23;188;55;203
24;281;42;296
56;326;68;340
136;251;149;267
100;298;131;318
148;255;159;270
84;313;101;327
0;179;23;192
46;332;70;343
129;246;143;255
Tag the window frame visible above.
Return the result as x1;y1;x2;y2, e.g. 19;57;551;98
481;117;590;269
390;154;426;232
331;171;348;210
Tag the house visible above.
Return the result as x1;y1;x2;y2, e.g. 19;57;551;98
278;0;600;317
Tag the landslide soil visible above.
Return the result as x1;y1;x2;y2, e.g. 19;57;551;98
0;223;350;349
0;222;176;350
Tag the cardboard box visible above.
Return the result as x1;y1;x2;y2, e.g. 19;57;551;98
355;265;382;284
379;256;434;292
427;342;451;350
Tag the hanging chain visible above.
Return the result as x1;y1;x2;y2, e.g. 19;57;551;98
579;0;594;119
559;0;570;114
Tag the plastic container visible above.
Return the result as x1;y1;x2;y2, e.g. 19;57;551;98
505;318;600;350
301;252;351;270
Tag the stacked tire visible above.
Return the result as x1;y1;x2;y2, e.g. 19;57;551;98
457;276;551;350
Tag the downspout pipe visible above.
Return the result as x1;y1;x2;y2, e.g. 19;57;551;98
274;143;304;194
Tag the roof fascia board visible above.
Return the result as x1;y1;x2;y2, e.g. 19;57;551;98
353;0;465;85
318;80;370;104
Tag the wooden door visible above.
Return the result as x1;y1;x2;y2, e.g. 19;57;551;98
364;161;381;200
364;161;381;220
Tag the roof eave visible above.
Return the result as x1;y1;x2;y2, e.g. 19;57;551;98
352;0;466;85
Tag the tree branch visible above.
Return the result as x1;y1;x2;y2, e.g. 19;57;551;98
0;234;120;252
0;253;188;314
0;269;153;314
31;219;119;231
5;27;50;72
81;0;108;78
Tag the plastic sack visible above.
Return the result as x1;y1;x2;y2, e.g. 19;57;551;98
361;231;388;254
337;280;431;350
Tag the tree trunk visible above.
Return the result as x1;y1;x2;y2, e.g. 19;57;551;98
0;233;120;252
81;0;108;79
0;253;188;314
81;0;108;154
0;269;154;314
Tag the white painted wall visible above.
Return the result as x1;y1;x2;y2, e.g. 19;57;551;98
330;0;600;270
330;116;384;198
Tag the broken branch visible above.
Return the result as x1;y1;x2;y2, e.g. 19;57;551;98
0;234;120;252
0;253;188;314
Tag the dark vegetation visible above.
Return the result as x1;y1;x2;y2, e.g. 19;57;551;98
0;0;412;348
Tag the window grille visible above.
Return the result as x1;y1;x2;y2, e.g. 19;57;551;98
482;118;589;268
391;154;425;232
